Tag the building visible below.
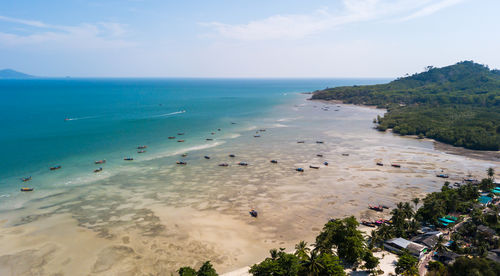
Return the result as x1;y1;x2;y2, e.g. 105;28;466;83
487;249;500;263
411;231;442;248
436;251;461;265
384;238;428;259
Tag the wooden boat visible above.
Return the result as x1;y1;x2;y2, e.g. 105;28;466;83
249;209;258;218
436;174;449;178
316;154;323;157
217;128;221;131
95;160;106;164
21;176;32;182
168;136;176;139
206;138;213;141
124;157;134;161
137;145;147;149
137;150;146;153
342;153;349;156
309;165;320;169
323;161;329;166
297;141;305;143
50;165;61;170
218;163;229;167
238;162;248;166
176;161;187;165
254;135;261;138
259;129;266;132
94;167;103;173
177;140;185;142
229;154;236;158
20;187;34;192
296;168;304;172
376;162;383;166
204;156;210;159
177;133;185;135
391;164;401;168
181;153;188;157
211;132;215;135
368;205;384;212
270;160;278;164
361;221;376;227
316;141;324;144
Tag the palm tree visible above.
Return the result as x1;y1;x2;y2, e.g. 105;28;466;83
368;230;381;249
487;167;495;180
434;235;448;253
377;224;393;241
269;248;278;260
303;249;324;276
294;241;310;261
412;198;420;211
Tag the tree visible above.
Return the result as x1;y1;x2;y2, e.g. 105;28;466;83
412;198;420;211
362;251;379;275
294;241;310;261
179;266;197;276
301;249;324;275
487;167;495;180
395;251;418;276
249;248;300;276
434;235;448;253
448;257;500;276
315;252;346;276
197;261;218;276
427;261;448;276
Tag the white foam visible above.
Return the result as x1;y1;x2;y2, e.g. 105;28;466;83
152;110;186;118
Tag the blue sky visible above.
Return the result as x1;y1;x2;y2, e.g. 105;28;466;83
0;0;499;77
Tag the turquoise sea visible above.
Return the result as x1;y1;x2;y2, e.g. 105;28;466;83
0;78;385;198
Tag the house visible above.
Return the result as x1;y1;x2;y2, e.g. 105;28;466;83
477;225;496;237
487;249;500;263
411;231;443;248
384;238;428;259
436;251;461;265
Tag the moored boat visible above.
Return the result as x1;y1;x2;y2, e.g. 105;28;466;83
391;164;401;168
361;221;376;227
50;165;62;171
376;162;383;166
436;174;449;178
206;138;213;141
297;141;305;143
21;176;32;182
137;145;147;149
323;161;329;166
316;141;324;144
238;162;248;166
229;154;236;158
270;160;278;164
177;132;185;135
254;135;260;138
138;150;146;153
316;154;323;157
181;153;188;157
177;140;185;142
204;156;210;159
309;165;320;169
249;209;258;218
296;168;304;172
168;136;176;139
95;160;106;164
124;157;134;161
20;187;34;192
176;161;187;165
368;204;384;212
342;153;349;156
218;163;229;167
94;167;103;173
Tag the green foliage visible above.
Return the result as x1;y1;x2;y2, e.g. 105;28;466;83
249;248;301;276
395;251;419;276
311;61;500;150
426;261;448;276
179;266;197;276
362;251;379;273
178;261;218;276
448;257;500;276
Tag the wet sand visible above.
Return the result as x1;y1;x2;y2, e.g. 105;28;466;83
0;96;498;275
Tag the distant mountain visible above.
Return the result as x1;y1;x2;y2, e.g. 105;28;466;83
0;69;35;79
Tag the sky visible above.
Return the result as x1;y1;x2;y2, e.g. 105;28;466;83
0;0;499;78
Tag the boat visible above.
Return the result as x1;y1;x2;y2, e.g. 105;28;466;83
368;205;384;212
436;174;449;178
296;168;304;172
206;138;213;141
211;132;215;135
316;154;323;157
374;220;384;226
204;156;210;159
21;176;32;182
382;205;389;209
138;150;146;153
309;165;320;169
20;187;34;192
391;164;401;168
218;128;221;131
316;141;324;144
254;135;261;138
137;145;147;149
124;157;134;161
297;141;305;143
177;140;185;142
342;153;349;156
270;160;278;164
259;129;266;132
177;133;185;135
231;122;236;124
181;153;188;157
95;160;106;164
94;167;103;173
376;162;383;166
229;154;236;158
249;209;258;218
168;136;176;139
176;161;187;165
361;221;376;227
323;161;329;166
64;118;70;121
50;165;62;170
238;162;248;166
218;163;229;167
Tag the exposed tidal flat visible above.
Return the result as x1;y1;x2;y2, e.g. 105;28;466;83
0;92;499;275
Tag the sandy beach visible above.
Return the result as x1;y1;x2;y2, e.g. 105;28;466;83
0;95;498;275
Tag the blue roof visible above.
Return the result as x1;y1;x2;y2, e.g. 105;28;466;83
439;218;454;223
479;196;492;204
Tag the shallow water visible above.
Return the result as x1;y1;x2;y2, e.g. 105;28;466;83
0;81;498;275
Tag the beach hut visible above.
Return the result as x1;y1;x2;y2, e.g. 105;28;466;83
383;238;428;259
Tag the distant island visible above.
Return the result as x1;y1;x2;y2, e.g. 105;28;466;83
311;61;500;151
0;69;35;79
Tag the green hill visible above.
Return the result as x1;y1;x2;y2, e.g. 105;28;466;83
0;69;35;79
311;61;500;151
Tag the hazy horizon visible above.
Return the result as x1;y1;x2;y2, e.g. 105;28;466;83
1;0;499;78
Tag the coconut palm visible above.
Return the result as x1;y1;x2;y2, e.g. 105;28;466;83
412;198;420;211
377;224;393;241
434;235;448;253
487;167;495;180
294;241;310;261
302;249;324;276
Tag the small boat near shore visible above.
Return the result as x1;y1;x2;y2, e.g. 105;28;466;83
296;168;304;172
342;153;349;156
376;162;384;166
323;161;329;166
137;145;147;149
95;160;106;164
204;156;210;159
238;162;248;166
391;164;401;168
368;205;384;212
94;167;103;173
316;141;324;144
176;161;187;165
138;150;146;153
124;157;134;161
254;135;261;138
177;140;185;142
297;141;305;143
21;176;32;182
50;165;61;171
177;133;185;135
270;160;278;164
206;138;213;141
361;220;376;227
309;165;320;169
316;154;323;157
181;153;188;157
218;163;229;167
249;209;258;218
436;174;449;178
20;187;34;192
229;154;236;158
168;136;176;139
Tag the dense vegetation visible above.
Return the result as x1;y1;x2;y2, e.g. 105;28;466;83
311;61;500;150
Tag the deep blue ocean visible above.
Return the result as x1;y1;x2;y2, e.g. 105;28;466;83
0;78;387;195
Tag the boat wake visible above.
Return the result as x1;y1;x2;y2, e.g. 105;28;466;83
0;194;10;198
152;110;186;118
65;116;98;121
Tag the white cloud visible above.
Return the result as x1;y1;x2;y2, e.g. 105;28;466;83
202;0;466;41
0;15;134;49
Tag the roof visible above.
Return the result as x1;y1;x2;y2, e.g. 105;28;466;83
385;238;410;249
477;225;496;236
487;250;500;263
479;196;492;204
385;238;427;255
412;235;439;248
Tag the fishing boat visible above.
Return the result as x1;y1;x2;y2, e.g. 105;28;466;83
20;187;34;192
316;141;324;144
50;165;62;171
259;129;266;132
254;135;261;138
249;209;258;218
211;132;215;135
368;205;384;212
238;162;248;166
204;156;210;159
137;145;147;149
138;150;147;153
94;167;103;173
342;153;349;156
181;153;188;157
391;164;401;168
168;136;176;139
296;168;304;172
436;174;449;178
316;154;323;157
21;176;32;182
177;140;185;142
376;162;383;166
323;161;329;166
309;165;320;169
297;141;305;143
270;160;278;164
176;161;187;165
229;154;236;158
217;128;221;131
206;138;213;141
177;133;185;135
124;157;134;161
95;160;106;164
361;221;376;227
218;163;229;167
